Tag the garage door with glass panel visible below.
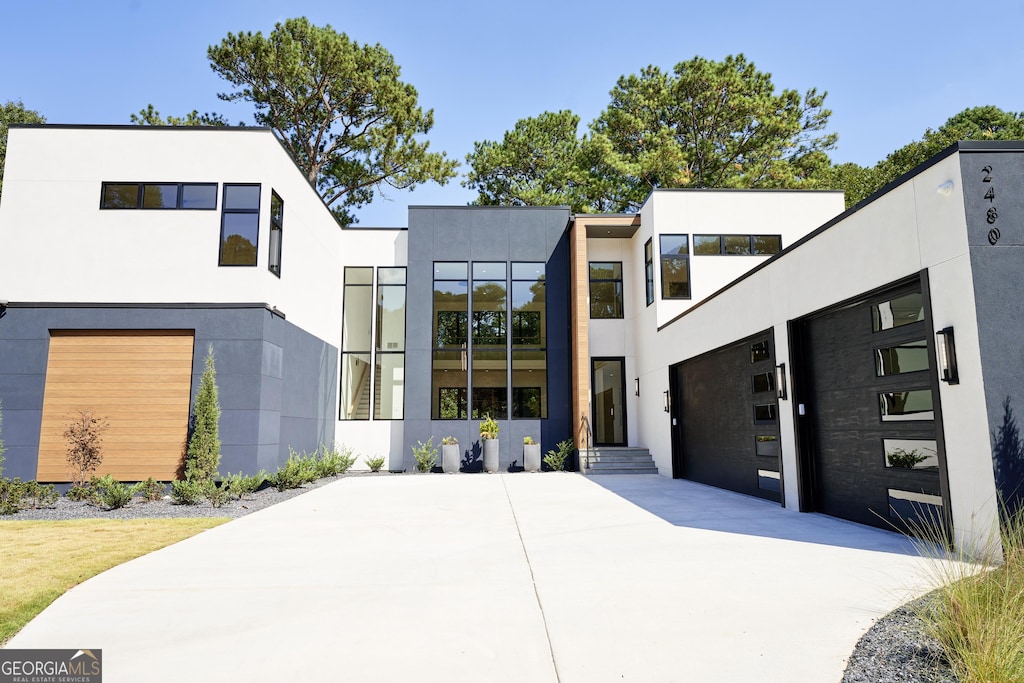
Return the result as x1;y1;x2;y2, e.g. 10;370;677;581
799;281;945;532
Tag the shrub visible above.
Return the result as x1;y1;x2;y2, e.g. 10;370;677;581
0;398;6;478
185;348;221;483
90;474;139;511
64;410;109;487
170;478;208;506
364;454;386;472
411;437;438;473
272;449;319;491
441;436;458;446
524;436;536;445
21;480;59;509
206;482;230;509
66;483;94;502
222;471;266;500
543;439;574;472
316;442;357;477
137;477;165;503
0;479;59;515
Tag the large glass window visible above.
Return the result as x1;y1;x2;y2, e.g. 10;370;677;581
660;235;690;299
340;267;373;420
268;191;283;277
375;267;406;419
472;263;507;419
100;182;218;210
432;263;469;419
693;234;782;256
644;239;654;306
219;184;260;266
590;262;623;318
512;263;546;418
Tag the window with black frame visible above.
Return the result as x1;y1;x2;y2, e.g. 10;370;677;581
512;262;547;418
219;184;260;266
589;262;623;318
660;235;690;299
432;262;469;419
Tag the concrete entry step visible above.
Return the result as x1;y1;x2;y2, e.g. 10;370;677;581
580;447;658;474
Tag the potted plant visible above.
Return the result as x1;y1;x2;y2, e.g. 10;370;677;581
441;436;460;474
523;436;540;472
480;414;500;473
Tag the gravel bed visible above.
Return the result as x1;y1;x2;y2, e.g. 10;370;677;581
843;595;958;683
0;473;394;522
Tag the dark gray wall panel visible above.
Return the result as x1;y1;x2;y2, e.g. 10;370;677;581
962;151;1024;514
405;206;572;472
0;305;336;480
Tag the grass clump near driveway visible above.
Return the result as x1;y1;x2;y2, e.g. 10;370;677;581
0;518;228;644
917;507;1024;682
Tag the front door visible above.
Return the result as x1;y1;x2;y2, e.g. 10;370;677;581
592;358;626;446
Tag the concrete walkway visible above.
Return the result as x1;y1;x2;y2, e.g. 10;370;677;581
8;474;941;682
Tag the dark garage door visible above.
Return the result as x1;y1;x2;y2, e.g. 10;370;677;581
796;280;947;532
672;330;781;502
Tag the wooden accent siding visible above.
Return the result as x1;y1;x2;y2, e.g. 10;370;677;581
36;330;195;482
570;220;590;463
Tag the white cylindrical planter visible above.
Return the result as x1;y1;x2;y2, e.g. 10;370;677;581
483;439;499;473
524;444;541;472
442;444;460;474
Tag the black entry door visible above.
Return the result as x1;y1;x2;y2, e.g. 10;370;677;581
592;358;626;445
797;280;946;532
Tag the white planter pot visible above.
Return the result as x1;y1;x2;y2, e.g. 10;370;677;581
483;439;499;473
524;444;541;472
442;444;461;474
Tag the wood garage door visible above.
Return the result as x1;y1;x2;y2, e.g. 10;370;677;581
797;280;946;532
672;330;782;502
37;330;195;482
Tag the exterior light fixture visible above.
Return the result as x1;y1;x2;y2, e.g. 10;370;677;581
663;390;671;413
775;363;788;401
936;327;959;384
635;377;640;396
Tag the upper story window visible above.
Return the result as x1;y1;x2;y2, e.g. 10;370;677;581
589;262;623;319
660;235;690;299
100;182;217;210
219;184;260;267
268;191;283;277
644;239;654;307
693;234;782;255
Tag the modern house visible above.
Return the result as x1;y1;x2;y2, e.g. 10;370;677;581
1;124;1021;554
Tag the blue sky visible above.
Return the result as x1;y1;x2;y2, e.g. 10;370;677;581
4;0;1023;226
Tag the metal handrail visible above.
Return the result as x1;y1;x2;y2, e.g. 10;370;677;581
578;413;592;470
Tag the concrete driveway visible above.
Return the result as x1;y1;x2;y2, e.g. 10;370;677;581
7;473;940;682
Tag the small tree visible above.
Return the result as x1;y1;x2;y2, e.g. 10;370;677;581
185;348;222;482
0;398;6;477
64;410;109;487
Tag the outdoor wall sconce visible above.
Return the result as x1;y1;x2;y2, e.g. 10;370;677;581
635;377;640;396
775;363;788;401
663;390;671;413
936;326;959;384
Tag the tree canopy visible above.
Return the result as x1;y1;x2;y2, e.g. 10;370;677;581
130;104;229;127
205;17;457;225
0;100;46;198
820;105;1024;207
465;54;837;212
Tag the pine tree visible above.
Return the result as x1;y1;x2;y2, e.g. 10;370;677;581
185;348;221;482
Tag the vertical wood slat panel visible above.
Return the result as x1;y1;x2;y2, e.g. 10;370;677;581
36;331;195;482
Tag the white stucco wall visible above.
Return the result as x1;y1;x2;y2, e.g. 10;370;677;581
0;126;385;346
627;154;998;551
